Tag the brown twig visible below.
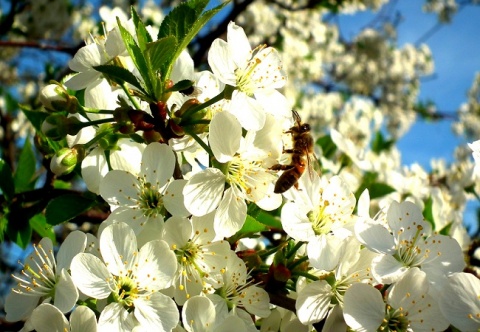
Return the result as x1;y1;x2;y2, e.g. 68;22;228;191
0;40;84;56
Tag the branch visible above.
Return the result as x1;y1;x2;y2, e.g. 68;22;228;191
265;0;340;11
0;40;84;56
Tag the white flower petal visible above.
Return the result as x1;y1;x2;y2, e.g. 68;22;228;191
307;235;343;271
104;206;160;236
134;292;179;331
81;147;109;194
100;170;139;208
136;240;177;290
141;142;175;187
70;306;98;332
214;187;247;238
84;78;117;109
100;223;138;275
98;302;135;332
228;91;266;131
70;253;112;299
182;296;216;332
281;201;316;241
162;216;192;248
389;268;449;331
255;89;290;118
208;38;237;85
54;269;79;313
226;22;252;67
109;139;145;175
31;303;69;332
209;112;242;163
56;230;87;271
343;283;384;332
164;179;190;217
171;50;195;82
371;254;407;284
64;71;101;90
242;286;270;318
421;234;465;279
439;272;480;332
68;43;104;72
250;47;286;89
295;280;332;325
5;291;39;322
387;201;431;240
354;220;395;254
183;168;225;216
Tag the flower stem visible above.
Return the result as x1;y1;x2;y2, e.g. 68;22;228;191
186;130;214;158
82;108;115;115
289;255;309;271
120;82;142;110
293;270;319;281
182;85;235;119
286;241;305;260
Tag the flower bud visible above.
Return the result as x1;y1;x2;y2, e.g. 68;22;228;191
42;114;68;140
42;114;83;140
50;145;85;176
39;83;78;113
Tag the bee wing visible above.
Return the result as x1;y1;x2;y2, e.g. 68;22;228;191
307;152;322;180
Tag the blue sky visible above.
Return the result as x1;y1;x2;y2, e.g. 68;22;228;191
338;2;480;234
338;1;480;167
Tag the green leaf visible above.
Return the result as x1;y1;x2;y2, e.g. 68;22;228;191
0;216;6;242
241;215;268;233
422;196;436;229
247;203;283;229
5;92;18;113
131;6;152;51
30;214;55;243
6;212;32;249
9;225;32;249
354;172;396;201
45;194;96;225
371;131;395;154
158;0;229;80
368;183;396;200
316;134;337;159
14;138;37;193
0;159;15;202
439;222;453;236
21;107;49;132
117;19;154;95
229;215;266;243
255;210;283;229
94;65;147;94
144;36;178;74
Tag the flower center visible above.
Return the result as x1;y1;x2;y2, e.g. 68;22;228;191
111;276;139;309
308;200;333;235
234;45;267;96
396;225;426;267
226;156;251;194
137;180;165;218
12;243;57;298
381;304;410;332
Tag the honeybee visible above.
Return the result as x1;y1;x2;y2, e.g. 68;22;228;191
270;110;318;194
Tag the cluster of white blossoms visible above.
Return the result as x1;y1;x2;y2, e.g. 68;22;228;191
4;4;480;332
237;0;434;140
